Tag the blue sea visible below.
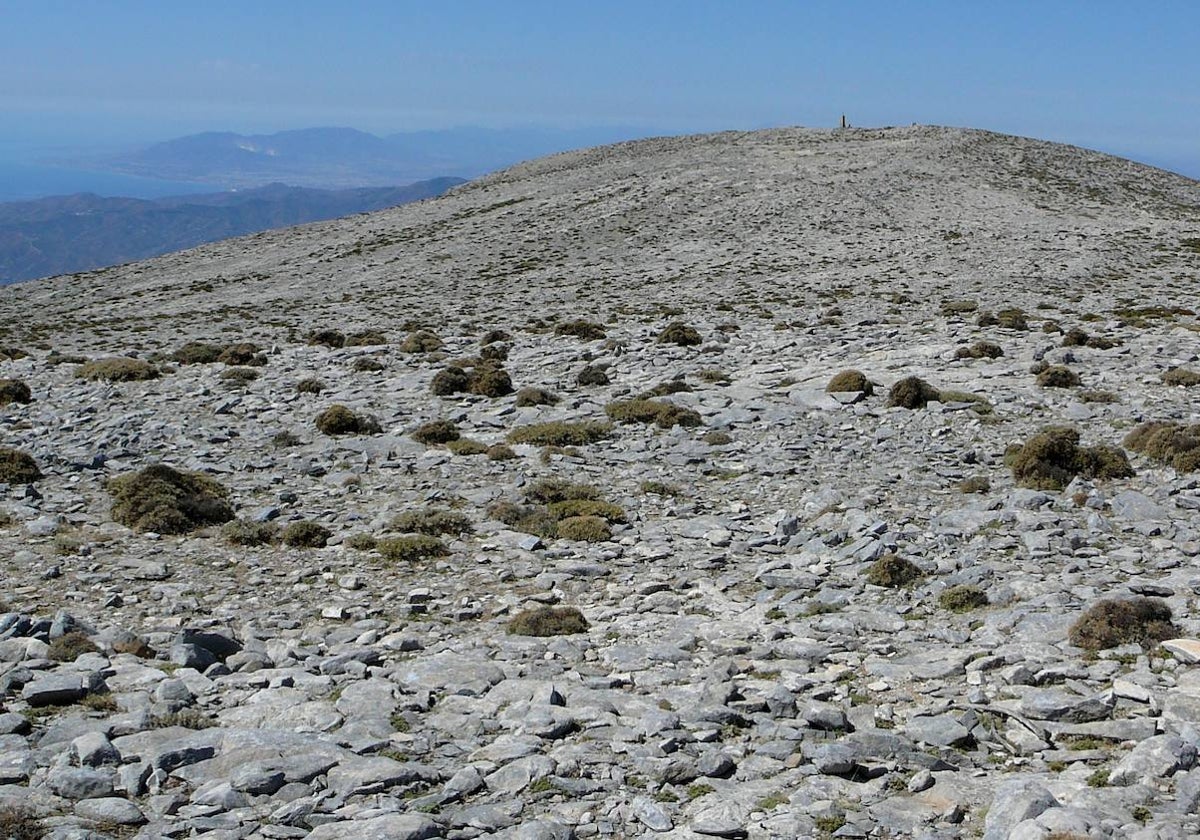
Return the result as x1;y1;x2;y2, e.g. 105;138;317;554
0;160;216;202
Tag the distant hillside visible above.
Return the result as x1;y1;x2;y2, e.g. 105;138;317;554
83;126;649;189
0;177;463;285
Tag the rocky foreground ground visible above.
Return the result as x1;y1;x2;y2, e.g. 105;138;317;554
1;126;1200;839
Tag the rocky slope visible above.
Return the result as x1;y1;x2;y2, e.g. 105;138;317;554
1;125;1200;839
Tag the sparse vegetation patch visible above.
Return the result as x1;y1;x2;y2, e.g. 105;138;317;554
376;535;450;562
315;405;382;436
657;322;702;346
1068;597;1178;651
605;398;702;428
77;357;159;382
826;370;873;395
0;448;40;484
1124;421;1200;472
507;421;611;446
1161;368;1200;387
507;606;589;636
107;464;234;534
1005;426;1134;489
865;555;923;588
0;379;33;405
555;320;606;341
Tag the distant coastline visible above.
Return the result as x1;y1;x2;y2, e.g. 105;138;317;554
0;160;219;203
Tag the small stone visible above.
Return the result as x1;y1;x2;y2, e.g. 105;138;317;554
74;797;146;825
632;796;674;832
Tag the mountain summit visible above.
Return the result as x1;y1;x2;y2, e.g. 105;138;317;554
6;125;1198;346
2;126;1200;838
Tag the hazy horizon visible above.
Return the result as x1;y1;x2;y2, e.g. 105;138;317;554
2;1;1199;187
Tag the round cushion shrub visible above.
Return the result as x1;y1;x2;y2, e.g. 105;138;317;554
107;464;234;534
280;521;332;548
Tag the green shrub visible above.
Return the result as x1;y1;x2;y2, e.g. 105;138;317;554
352;357;385;372
1037;365;1081;388
640;480;683;497
1161;368;1200;387
107;464;234;534
219;366;258;383
400;330;443;353
657;322;702;346
411;419;460;444
507;421;611;446
954;341;1003;360
315;405;382;436
1061;328;1090;347
217;343;266;366
470;364;514;397
1124;421;1200;472
941;299;978;315
939;585;988;613
1007;426;1134;489
826;370;873;395
480;343;508;361
480;329;511;345
886;377;941;409
1068;597;1178;651
280;521;331;548
0;448;41;484
431;366;471;396
547;499;626;523
605;398;702;428
525;479;602;504
555;320;606;341
309;329;345;348
447;438;488;455
345;329;388;347
698;369;731;384
297;378;325;394
576;365;610;386
77;357;159;382
344;533;378;551
864;555;923;588
391;508;473;536
487;444;518;461
554;515;611;541
640;380;694;399
0;379;33;405
996;308;1028;330
506;606;589;636
1062;328;1120;349
1079;390;1117;404
489;502;560;538
171;341;225;364
515;387;559;407
221;519;279;546
376;535;450;562
46;631;99;662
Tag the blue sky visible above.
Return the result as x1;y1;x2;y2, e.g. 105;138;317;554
2;0;1198;175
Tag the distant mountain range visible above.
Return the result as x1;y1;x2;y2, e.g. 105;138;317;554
79;126;649;189
0;178;462;285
